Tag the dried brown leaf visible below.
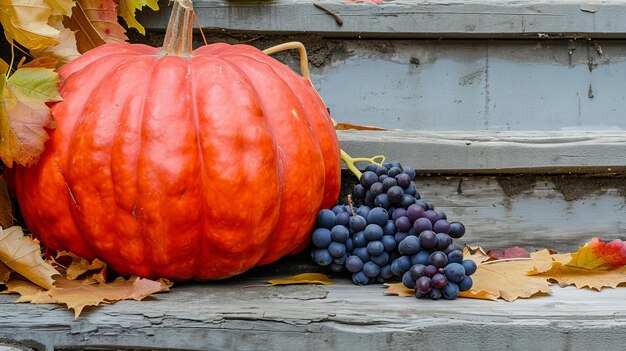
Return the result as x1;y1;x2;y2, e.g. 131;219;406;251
267;273;334;285
1;278;55;303
334;122;386;131
0;261;11;283
56;251;106;281
68;0;128;53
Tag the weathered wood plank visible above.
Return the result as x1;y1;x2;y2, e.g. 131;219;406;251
138;0;626;39
2;279;626;351
338;130;626;173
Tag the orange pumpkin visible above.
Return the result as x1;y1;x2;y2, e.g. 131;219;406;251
14;0;340;280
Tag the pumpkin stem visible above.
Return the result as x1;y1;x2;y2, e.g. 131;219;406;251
340;150;385;180
160;0;194;57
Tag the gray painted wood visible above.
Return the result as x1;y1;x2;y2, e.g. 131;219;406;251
139;0;626;39
338;130;626;173
2;279;626;351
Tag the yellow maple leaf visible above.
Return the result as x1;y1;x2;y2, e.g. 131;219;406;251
44;0;74;16
0;62;61;167
267;273;334;285
68;0;128;53
31;27;81;66
1;278;56;303
0;0;60;51
118;0;158;35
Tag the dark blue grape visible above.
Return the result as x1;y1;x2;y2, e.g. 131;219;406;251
364;164;377;172
344;238;354;253
416;276;432;294
426;201;435;210
331;225;349;242
382;220;397;236
352;184;366;199
356;205;371;218
435;210;447;220
355;247;370;262
395;216;412;232
375;165;388;176
403;167;416;180
314;249;333;266
352;271;369;285
443;282;460;300
398;236;421;256
381;235;396;252
388;166;403;178
414;199;428;209
371;252;389;266
462;260;477;275
374;194;391;208
382;162;392;169
379;264;393;279
448;250;464;264
387;186;404;204
315;209;335;229
363;262;381;278
353;231;366;248
445;263;466;283
367;241;385;256
364;224;384;241
367;207;389;227
411;250;430;266
431;273;448;289
370;182;384;197
335;212;351;227
404;184;418;197
395;173;412;188
395;232;408;244
433;220;451;234
400;195;415;208
449;221;466;239
428;251;448;268
443;243;464;255
390;256;412;276
414;218;433;233
419;230;437;249
429;288;442;300
382;177;398;192
378;174;389;182
424;265;438;277
423;210;438;224
407;227;417;237
312;228;332;248
410;264;426;280
391;208;407;221
360;171;378;189
333;253;348;265
435;233;452;250
406;204;425;223
328;242;346;258
390;161;402;168
346;255;364;273
349;215;367;232
459;275;473;291
332;205;346;215
402;271;416;289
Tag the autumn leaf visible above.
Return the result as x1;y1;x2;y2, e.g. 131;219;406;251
567;238;626;270
68;0;128;53
0;63;61;167
0;226;58;289
57;251;106;281
2;278;56;303
334;122;386;131
0;177;13;228
117;0;159;35
383;282;414;297
44;0;75;16
486;246;530;260
31;27;81;66
0;261;11;283
0;0;61;50
267;273;334;285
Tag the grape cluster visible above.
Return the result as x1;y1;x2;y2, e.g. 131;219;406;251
310;161;476;300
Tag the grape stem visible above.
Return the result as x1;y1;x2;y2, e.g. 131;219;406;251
263;42;386;180
347;195;356;216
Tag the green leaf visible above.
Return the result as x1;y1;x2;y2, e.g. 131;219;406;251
0;66;61;167
117;0;159;35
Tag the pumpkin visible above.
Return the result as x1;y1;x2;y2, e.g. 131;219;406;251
14;0;341;280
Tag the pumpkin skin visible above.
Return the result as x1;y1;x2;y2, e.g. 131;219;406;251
14;42;341;280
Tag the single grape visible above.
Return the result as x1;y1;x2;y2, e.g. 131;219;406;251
364;164;377;172
367;241;385;256
429;288;442;300
449;221;466;239
395;173;412;188
353;231;366;248
382;220;397;236
379;264;393;279
328;242;346;258
414;199;429;209
390;161;403;168
390;256;412;276
354;247;371;262
349;215;367;232
333;253;348;265
424;265;438;277
414;218;433;233
352;184;366;199
378;174;389;182
425;201;435;211
459;275;473;291
374;194;391;209
363;262;381;278
435;233;452;250
360;171;379;189
418;230;437;249
431;273;448;289
443;243;464;255
416;276;433;294
462;259;478;275
391;208;407;221
382;177;398;192
409;264;426;280
445;263;466;283
375;165;388;176
332;205;346;215
346;255;364;273
364;224;384;241
387;186;405;204
406;204;425;223
411;250;430;266
388;166;403;178
448;250;464;264
403;167;416;180
335;212;351;227
415;290;423;299
345;238;354;252
352;271;369;285
404;184;418;197
356;206;371;218
435;210;447;221
381;235;396;252
400;195;415;208
398;236;421;256
402;271;416;289
315;209;335;229
428;251;448;268
442;282;460;300
395;232;408;244
423;210;438;224
395;216;412;232
330;263;344;273
367;208;389;227
314;249;333;266
371;252;389;266
330;225;349;242
370;182;384;197
433;220;451;234
312;228;332;248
